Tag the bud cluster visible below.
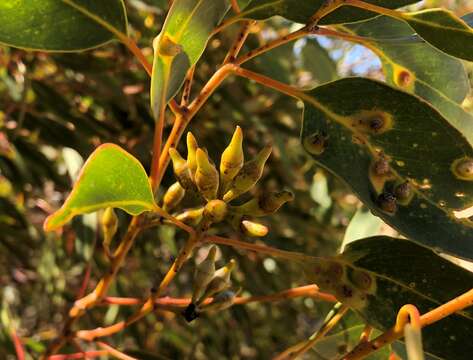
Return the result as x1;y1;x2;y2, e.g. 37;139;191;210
164;126;294;236
184;246;238;322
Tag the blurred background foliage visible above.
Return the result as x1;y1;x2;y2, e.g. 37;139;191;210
0;0;472;358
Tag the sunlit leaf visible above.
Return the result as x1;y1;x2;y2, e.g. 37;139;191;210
237;0;419;25
343;16;473;145
44;144;156;231
344;15;469;104
303;236;473;360
151;0;229;115
0;0;128;51
402;8;473;61
301;77;473;259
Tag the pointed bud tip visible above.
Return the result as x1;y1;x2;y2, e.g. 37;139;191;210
227;259;236;271
187;132;198;147
208;245;217;260
233;126;243;141
196;148;212;168
258;145;272;161
169;147;180;159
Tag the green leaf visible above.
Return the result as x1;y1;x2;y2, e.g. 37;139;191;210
150;0;229;115
312;318;390;359
342;16;473;145
343;15;470;104
237;0;418;25
0;0;128;51
303;236;473;360
401;8;473;61
301;39;338;85
44;144;156;231
301;77;473;259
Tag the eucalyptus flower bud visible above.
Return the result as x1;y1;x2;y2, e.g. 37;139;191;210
223;145;272;202
204;200;228;224
163;182;185;212
220;126;244;191
186;132;199;178
192;246;217;303
197;259;236;305
169;148;195;190
175;207;204;226
195;148;219;201
240;219;269;237
232;190;294;217
198;290;237;313
101;207;118;257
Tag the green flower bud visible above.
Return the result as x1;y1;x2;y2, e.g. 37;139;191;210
192;246;217;303
259;190;294;213
195;148;219;201
220;126;244;191
223;145;272;202
232;190;294;217
175;207;204;226
186;132;199;179
163;182;185;212
169;148;195;191
204;200;228;224
197;259;236;305
198;290;237;313
240;220;269;237
101;207;118;258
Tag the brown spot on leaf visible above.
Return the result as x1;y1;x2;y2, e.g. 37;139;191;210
451;157;473;181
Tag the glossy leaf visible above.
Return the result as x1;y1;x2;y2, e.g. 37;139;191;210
44;144;156;231
344;16;469;104
0;0;128;51
402;9;473;61
303;236;473;360
301;78;473;259
343;16;473;145
151;0;229;115
238;0;418;25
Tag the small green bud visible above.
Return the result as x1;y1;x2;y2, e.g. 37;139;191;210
213;259;236;281
240;220;269;237
259;190;294;213
163;182;185;212
220;126;244;191
169;148;195;190
195;148;219;201
192;246;217;303
197;259;236;305
101;207;118;257
186;132;199;179
233;190;294;217
223;145;272;202
204;200;228;223
198;290;237;313
175;207;204;226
